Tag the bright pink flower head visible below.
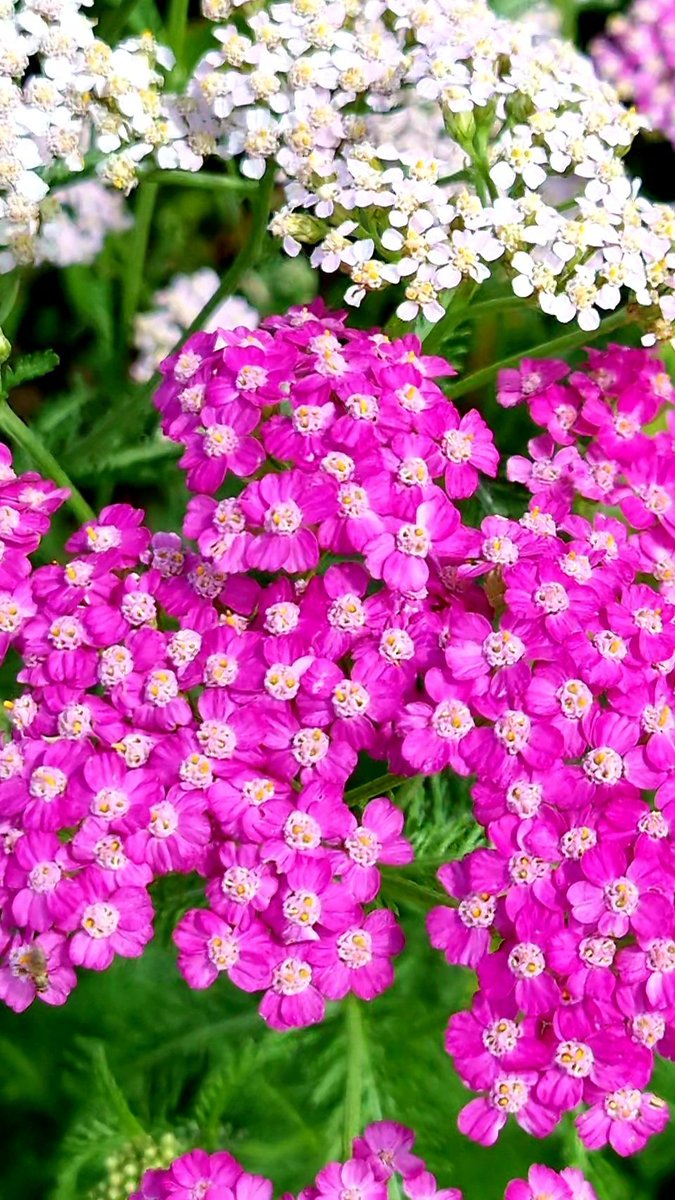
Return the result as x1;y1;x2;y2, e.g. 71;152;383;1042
504;1164;584;1200
314;1159;387;1200
173;908;274;993
53;874;153;970
242;472;332;574
0;931;76;1012
309;908;404;1002
352;1122;423;1180
334;797;413;902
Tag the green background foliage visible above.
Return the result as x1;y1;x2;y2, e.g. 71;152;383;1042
1;2;675;1197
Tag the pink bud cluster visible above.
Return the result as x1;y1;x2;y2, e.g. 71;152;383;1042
0;444;67;665
429;344;675;1157
129;1120;597;1200
592;0;675;149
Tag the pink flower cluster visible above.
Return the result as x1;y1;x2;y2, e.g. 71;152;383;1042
0;498;413;1023
153;301;497;589
0;444;67;665
429;344;675;1157
2;302;675;1166
1;302;502;1028
592;0;675;149
129;1121;597;1200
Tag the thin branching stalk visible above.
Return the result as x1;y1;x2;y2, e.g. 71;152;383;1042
446;305;634;399
0;397;95;525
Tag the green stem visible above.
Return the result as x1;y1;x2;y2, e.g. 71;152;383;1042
0;399;95;525
343;996;365;1160
166;0;190;70
345;773;409;807
143;165;276;396
446;305;634;400
0;273;20;325
383;312;413;339
357;1021;403;1200
145;170;257;193
478;482;498;514
97;0;146;43
122;180;158;332
553;0;577;40
423;282;478;355
466;295;525;318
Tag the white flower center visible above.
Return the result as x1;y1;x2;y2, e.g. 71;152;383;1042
337;927;373;968
81;902;120;939
508;941;546;978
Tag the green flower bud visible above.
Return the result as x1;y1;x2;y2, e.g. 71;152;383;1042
284;214;326;244
442;108;476;144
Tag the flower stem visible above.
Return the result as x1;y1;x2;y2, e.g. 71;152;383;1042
465;295;525;318
343;995;365;1160
122;180;158;333
383;312;412;339
0;398;95;525
422;281;477;355
97;0;145;42
553;0;577;40
356;1021;403;1200
166;0;191;73
144;170;257;193
344;773;410;807
446;305;634;400
0;272;20;325
143;165;276;396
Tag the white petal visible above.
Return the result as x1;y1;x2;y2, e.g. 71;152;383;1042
490;161;516;192
512;275;534;298
523;164;547;190
423;299;446;322
435;264;461;289
396;300;419;321
511;250;533;274
18;171;49;200
552;295;576;323
381;228;403;251
578;307;600;331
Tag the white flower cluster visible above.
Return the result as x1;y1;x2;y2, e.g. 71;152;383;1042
131;267;258;382
0;0;171;271
34;178;131;265
162;0;675;336
4;0;675;343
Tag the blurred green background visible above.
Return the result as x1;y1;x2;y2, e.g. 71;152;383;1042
1;1;675;1197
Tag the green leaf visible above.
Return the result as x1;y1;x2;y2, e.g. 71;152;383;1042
5;349;59;390
62;265;115;353
0;273;20;325
78;1040;147;1139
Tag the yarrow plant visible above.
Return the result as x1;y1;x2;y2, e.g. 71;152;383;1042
0;301;499;1030
3;0;675;352
3;3;675;1197
0;0;174;269
127;1121;598;1200
428;342;675;1157
1;292;675;1165
166;0;675;340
